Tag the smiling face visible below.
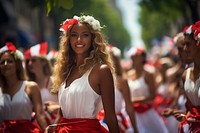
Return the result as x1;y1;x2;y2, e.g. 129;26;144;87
69;23;93;57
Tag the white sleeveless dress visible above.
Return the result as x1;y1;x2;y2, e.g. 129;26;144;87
40;87;58;104
156;83;179;133
127;76;169;133
180;68;200;132
58;68;103;119
0;81;33;123
184;68;200;106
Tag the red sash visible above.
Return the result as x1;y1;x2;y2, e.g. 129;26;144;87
96;110;105;121
116;112;128;133
53;118;109;133
1;120;43;133
153;94;173;110
133;103;152;113
179;106;200;133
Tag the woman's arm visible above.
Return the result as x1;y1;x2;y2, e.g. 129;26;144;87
27;81;47;130
118;77;138;133
99;65;120;133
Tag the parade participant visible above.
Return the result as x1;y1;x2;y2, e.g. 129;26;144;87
45;15;120;133
161;32;193;121
24;42;59;125
126;47;169;133
178;21;200;133
154;57;180;133
106;45;138;133
0;42;47;132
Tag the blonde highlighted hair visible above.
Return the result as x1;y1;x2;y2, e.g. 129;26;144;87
52;23;115;93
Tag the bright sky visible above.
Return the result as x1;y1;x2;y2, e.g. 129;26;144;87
116;0;144;48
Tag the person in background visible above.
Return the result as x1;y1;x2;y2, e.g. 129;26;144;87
105;45;138;133
177;21;200;133
45;15;120;133
126;46;169;133
24;42;59;125
47;49;58;67
0;42;47;132
161;32;193;123
153;57;180;133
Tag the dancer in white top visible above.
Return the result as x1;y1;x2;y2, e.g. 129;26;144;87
126;47;169;133
0;42;47;132
45;15;119;133
178;21;200;133
107;45;138;133
24;42;59;125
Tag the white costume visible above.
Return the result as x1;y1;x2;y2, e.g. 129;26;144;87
0;81;32;123
58;68;103;118
127;76;169;133
184;68;200;106
156;83;179;133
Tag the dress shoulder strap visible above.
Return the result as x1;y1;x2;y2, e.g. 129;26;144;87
64;65;74;82
186;68;191;80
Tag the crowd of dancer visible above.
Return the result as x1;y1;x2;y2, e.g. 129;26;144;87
0;15;200;133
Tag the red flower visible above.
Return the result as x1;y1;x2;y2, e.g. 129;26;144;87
59;18;78;31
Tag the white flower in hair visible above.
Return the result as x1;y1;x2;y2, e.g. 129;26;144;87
73;15;103;31
15;50;24;61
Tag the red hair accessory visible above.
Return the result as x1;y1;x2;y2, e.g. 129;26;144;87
24;42;48;59
0;42;16;53
47;49;58;60
107;45;121;57
183;25;193;34
59;18;78;31
192;21;200;46
127;47;145;57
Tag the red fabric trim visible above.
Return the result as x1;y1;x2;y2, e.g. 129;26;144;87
133;103;152;113
39;42;48;56
24;48;31;59
153;94;173;110
1;120;43;133
116;112;128;133
54;118;109;133
96;110;105;121
179;106;200;133
5;42;16;52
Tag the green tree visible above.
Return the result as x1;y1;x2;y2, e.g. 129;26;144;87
138;0;200;49
27;0;131;55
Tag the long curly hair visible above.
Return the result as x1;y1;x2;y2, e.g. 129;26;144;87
52;23;115;93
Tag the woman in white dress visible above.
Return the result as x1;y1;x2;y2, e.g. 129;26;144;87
45;15;120;133
108;45;138;133
24;42;59;125
178;21;200;133
0;42;47;132
126;47;169;133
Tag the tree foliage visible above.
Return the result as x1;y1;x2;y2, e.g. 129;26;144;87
138;0;200;49
25;0;131;54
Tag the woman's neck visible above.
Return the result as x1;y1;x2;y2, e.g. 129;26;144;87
35;73;50;89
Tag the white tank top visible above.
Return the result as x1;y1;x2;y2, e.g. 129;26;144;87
184;68;200;106
0;81;33;122
128;76;150;99
40;88;58;104
58;68;103;118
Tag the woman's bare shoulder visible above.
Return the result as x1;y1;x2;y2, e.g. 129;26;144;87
25;81;40;92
